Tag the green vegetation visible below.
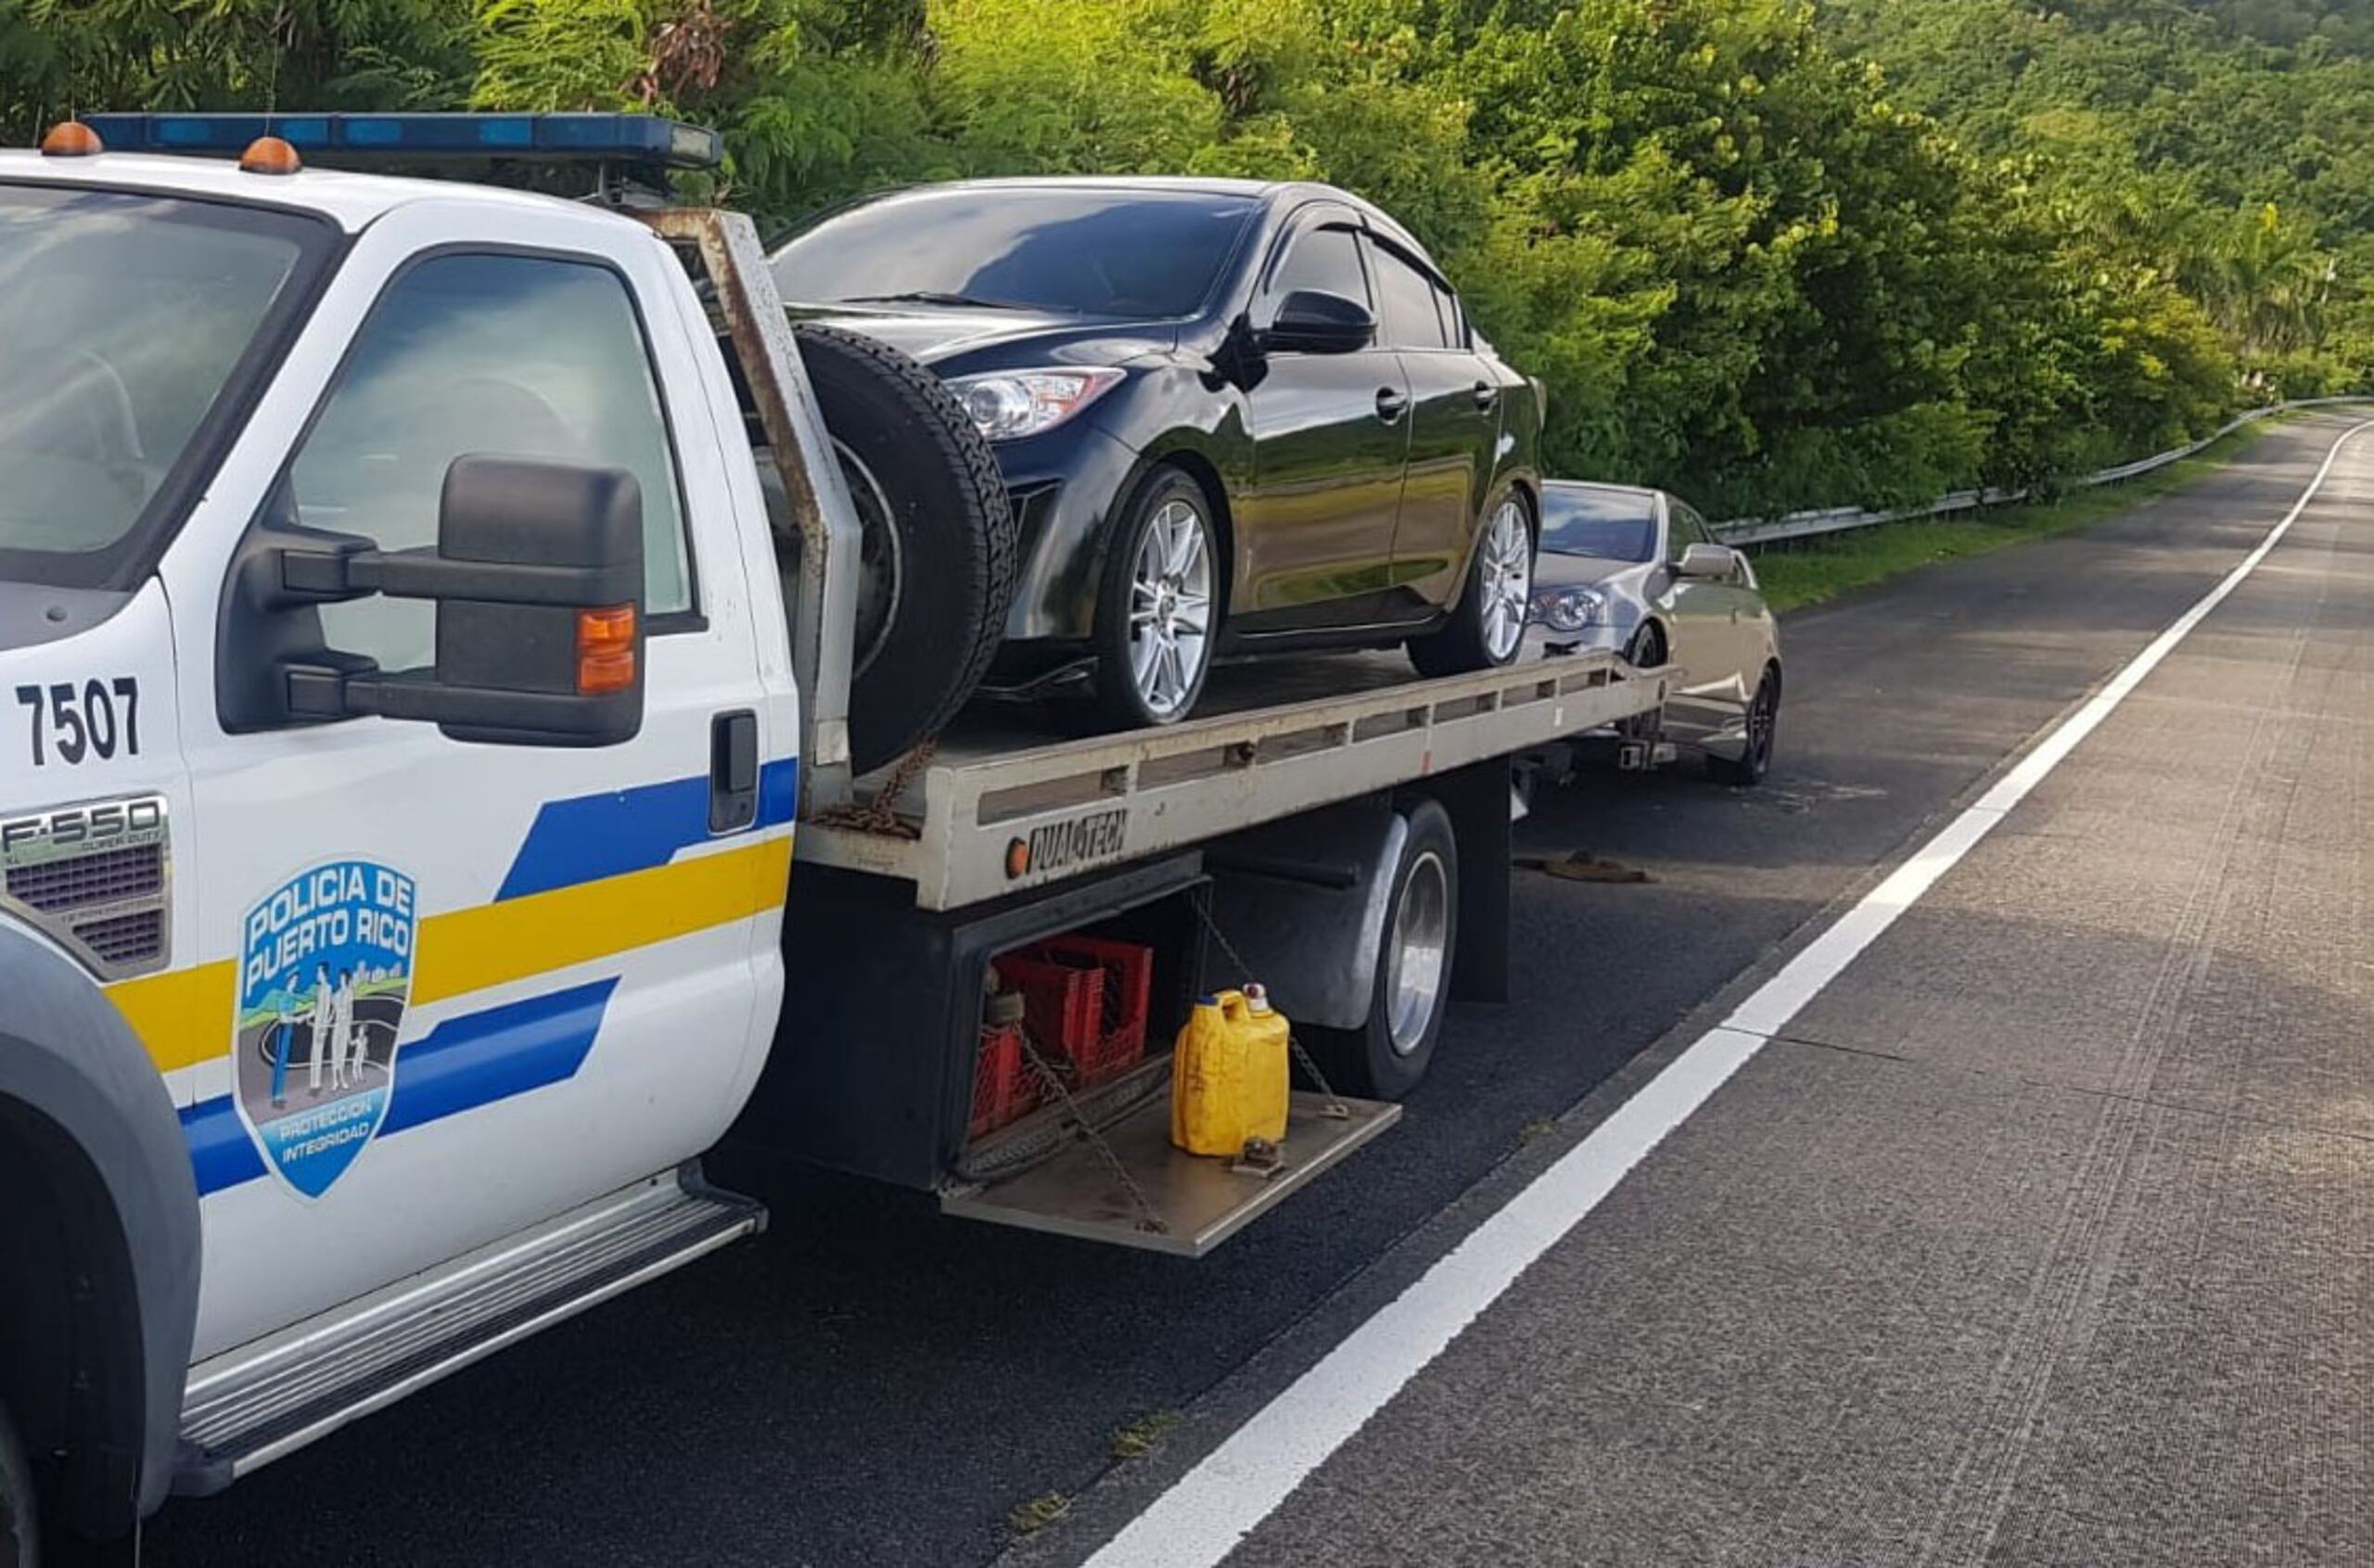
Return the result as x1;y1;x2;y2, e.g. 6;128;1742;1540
1107;1409;1181;1460
1751;414;2288;613
1005;1490;1071;1535
3;2;2363;517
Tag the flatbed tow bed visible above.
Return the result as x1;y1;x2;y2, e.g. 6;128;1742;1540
805;649;1669;911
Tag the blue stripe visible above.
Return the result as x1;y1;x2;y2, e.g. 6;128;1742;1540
496;757;799;901
184;978;618;1195
182;1099;266;1193
377;979;616;1137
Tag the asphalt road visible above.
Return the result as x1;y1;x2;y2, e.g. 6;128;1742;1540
1155;414;2374;1567
145;415;2351;1568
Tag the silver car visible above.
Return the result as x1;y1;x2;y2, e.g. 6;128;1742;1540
1526;480;1781;784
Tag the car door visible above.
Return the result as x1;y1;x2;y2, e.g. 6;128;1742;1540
157;203;787;1358
1365;235;1496;612
1654;499;1759;744
1234;208;1411;628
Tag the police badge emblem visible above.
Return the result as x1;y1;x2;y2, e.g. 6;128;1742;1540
232;860;418;1198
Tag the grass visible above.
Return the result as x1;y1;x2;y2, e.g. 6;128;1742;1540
1108;1409;1181;1461
1746;417;2286;615
1006;1492;1072;1536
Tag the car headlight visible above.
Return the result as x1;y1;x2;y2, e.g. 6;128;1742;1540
944;368;1125;441
1530;585;1605;632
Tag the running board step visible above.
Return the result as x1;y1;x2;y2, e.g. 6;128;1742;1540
173;1170;761;1494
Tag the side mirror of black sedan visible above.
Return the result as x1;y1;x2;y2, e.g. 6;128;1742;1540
1258;289;1376;355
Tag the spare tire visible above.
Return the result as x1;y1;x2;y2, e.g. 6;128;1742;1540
781;324;1016;776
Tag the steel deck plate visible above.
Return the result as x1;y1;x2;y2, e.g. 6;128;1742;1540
940;1090;1403;1256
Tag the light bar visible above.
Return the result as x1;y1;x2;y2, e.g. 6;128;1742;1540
76;112;722;172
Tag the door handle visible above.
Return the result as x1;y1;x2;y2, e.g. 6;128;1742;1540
1375;388;1410;423
1472;380;1499;411
710;709;759;833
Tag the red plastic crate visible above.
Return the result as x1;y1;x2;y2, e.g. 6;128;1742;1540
968;1021;1037;1141
1019;936;1153;1085
995;952;1105;1086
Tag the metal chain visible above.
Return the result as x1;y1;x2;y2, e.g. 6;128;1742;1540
1188;899;1348;1116
1014;1026;1169;1236
812;737;937;838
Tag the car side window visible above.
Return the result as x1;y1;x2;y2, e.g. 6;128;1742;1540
1433;282;1467;349
1267;223;1371;312
284;252;695;673
1367;239;1450;351
1664;503;1702;565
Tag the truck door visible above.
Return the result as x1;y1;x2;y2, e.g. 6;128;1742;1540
159;203;790;1358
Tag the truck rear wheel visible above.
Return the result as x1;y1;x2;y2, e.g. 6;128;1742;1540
1302;799;1459;1099
787;324;1018;775
0;1398;33;1568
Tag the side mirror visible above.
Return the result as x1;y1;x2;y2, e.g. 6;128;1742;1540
266;455;647;746
1675;542;1742;581
1257;289;1375;355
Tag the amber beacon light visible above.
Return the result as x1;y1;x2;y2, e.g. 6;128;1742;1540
39;121;102;157
238;135;303;175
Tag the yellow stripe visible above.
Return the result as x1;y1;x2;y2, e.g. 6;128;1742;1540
108;835;793;1076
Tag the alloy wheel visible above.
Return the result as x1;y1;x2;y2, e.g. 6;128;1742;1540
1128;497;1214;719
1478;498;1532;661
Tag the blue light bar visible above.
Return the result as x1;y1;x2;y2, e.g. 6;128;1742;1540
78;112;722;171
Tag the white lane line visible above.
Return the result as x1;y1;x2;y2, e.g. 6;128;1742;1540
1083;418;2374;1568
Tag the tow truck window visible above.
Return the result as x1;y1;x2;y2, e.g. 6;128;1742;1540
0;185;324;590
284;253;695;670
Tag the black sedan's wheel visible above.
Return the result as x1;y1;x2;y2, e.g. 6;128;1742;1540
1708;665;1780;786
1410;491;1534;679
0;1398;33;1568
1091;467;1219;731
786;324;1018;775
1304;798;1460;1100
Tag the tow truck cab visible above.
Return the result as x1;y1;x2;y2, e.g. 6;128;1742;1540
0;119;808;1553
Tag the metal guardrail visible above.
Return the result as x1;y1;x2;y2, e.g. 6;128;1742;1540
1716;397;2373;549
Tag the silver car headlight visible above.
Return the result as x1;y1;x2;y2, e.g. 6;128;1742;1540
944;368;1125;441
1530;584;1605;632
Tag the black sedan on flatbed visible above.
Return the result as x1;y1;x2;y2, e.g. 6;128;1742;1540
770;177;1545;730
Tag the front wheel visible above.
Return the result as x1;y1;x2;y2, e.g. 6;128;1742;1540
0;1397;35;1568
1091;468;1219;731
1410;491;1534;679
1707;666;1779;786
1303;799;1460;1100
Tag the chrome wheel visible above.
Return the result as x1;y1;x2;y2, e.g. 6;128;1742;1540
1385;848;1451;1056
1478;497;1532;662
1128;497;1214;720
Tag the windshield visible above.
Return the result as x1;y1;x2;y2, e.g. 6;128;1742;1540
1540;485;1660;562
772;186;1260;319
0;185;327;588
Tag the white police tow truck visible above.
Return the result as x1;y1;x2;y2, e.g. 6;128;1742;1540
0;114;1668;1563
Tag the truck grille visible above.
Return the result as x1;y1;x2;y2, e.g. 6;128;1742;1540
0;793;172;979
6;841;166;912
71;908;166;966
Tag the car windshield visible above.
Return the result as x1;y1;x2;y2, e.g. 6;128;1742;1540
772;186;1260;319
1540;485;1660;562
0;185;324;588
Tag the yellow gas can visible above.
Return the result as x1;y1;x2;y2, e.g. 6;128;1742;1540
1170;984;1291;1157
